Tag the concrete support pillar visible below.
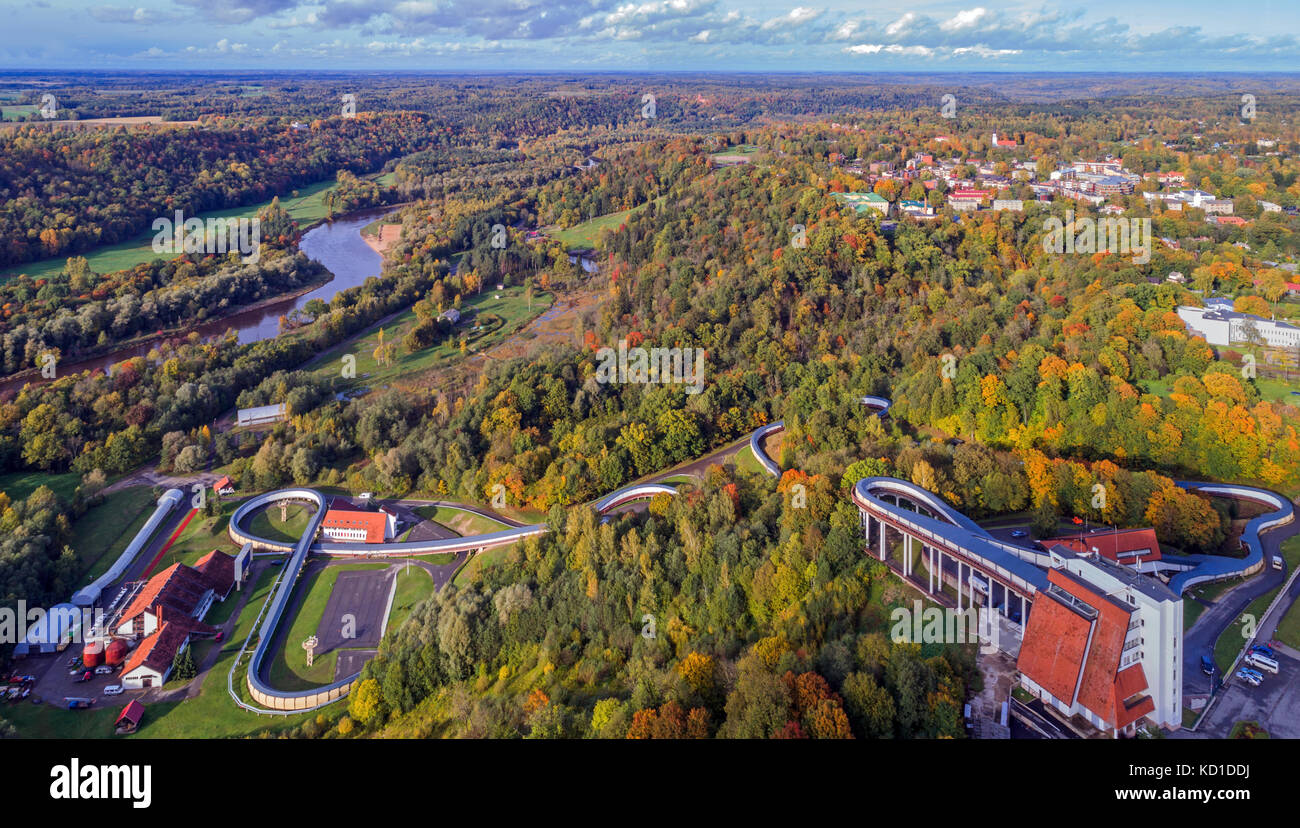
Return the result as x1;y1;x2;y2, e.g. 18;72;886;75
956;561;962;612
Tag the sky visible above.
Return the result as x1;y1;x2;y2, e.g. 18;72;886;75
4;0;1300;71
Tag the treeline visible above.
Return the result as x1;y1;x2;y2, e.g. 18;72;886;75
332;471;975;739
0;112;435;268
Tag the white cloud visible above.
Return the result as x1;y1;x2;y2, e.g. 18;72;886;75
940;7;987;32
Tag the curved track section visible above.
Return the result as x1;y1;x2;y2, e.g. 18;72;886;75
1168;482;1296;594
230;482;681;711
852;476;1053;595
750;396;891;479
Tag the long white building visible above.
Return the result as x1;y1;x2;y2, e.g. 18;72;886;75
1177;305;1300;349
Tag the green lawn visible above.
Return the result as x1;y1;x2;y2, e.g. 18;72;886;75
545;197;664;250
1;104;39;121
303;285;553;390
1269;536;1300;649
1145;370;1300;405
267;563;389;691
246;501;315;544
1;177;344;282
414;504;509;537
1184;599;1207;632
454;544;526;587
387;565;435;632
0;469;80;501
733;444;767;477
70;487;159;584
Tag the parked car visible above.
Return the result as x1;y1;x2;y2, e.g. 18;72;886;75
102;685;123;696
1240;666;1265;682
75;671;92;683
215;631;225;643
94;665;113;675
1235;670;1261;687
1250;644;1276;659
1274;556;1285;571
1200;655;1216;676
1011;529;1028;538
1245;653;1279;674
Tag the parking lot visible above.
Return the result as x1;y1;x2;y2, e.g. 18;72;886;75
9;648;138;713
1200;644;1300;738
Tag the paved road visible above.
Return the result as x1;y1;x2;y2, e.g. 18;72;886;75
1182;517;1300;697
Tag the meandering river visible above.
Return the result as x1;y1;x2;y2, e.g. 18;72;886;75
3;208;393;395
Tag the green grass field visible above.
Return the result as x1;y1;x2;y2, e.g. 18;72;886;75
146;501;244;572
246;502;315;544
1;104;39;121
303;285;554;389
0;469;80;501
1;178;343;282
1144;370;1300;405
70;487;159;584
387;566;434;632
267;563;390;691
414;504;509;537
454;543;523;587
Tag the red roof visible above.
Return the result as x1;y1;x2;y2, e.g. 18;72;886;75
121;617;212;679
115;699;145;727
213;475;233;491
322;499;388;543
1018;568;1154;732
117;564;214;633
1016;588;1092;703
1045;528;1161;564
194;550;236;597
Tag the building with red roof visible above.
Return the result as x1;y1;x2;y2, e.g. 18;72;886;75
1044;528;1162;570
213;475;234;496
1016;549;1180;736
321;498;397;544
113;551;235;645
120;616;214;689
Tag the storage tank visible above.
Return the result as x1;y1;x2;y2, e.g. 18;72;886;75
104;638;129;666
82;639;104;667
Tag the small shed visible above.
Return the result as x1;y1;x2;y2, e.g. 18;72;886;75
115;700;145;734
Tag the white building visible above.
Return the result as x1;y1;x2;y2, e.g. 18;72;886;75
1177;305;1300;349
1017;549;1182;735
236;403;288;428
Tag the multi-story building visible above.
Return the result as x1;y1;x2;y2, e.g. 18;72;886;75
1017;548;1182;735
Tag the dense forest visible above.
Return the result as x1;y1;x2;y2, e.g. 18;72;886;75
3;74;1300;737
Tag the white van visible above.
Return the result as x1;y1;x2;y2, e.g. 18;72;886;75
1245;653;1279;674
1274;556;1285;571
103;684;124;696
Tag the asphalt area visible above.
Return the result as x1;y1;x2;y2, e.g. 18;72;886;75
1200;647;1300;737
335;649;377;681
315;569;393;655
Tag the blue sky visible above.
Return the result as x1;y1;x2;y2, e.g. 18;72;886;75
4;0;1300;71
